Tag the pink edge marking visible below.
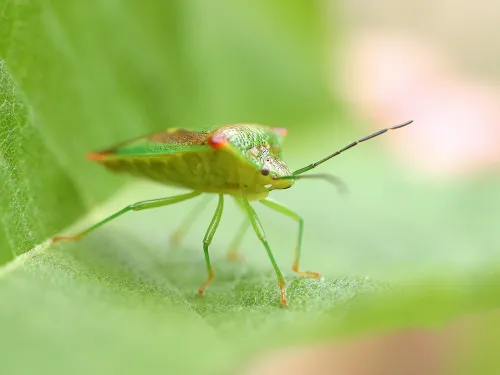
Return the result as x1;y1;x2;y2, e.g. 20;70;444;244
86;152;109;161
208;135;228;149
272;127;288;136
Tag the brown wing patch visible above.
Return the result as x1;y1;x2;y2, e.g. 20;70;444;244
148;129;208;144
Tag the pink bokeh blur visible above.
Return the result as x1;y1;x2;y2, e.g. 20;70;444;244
340;32;500;177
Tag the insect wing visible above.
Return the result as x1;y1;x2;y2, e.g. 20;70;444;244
91;129;210;159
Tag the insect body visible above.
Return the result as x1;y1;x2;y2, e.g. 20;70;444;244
88;125;293;201
52;121;412;306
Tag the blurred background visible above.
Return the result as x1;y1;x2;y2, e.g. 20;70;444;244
1;1;500;374
337;1;500;177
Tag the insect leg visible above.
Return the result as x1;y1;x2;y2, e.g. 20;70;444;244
52;191;202;243
260;199;320;278
226;219;250;262
198;193;224;296
226;198;250;262
170;195;214;245
241;197;287;307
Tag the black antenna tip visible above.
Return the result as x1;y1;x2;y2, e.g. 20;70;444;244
391;120;413;130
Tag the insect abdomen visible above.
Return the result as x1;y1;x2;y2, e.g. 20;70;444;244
98;150;267;199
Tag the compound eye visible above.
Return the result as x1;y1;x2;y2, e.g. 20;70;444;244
261;165;270;176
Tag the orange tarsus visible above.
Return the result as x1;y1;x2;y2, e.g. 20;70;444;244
51;235;83;244
197;271;215;296
292;263;320;278
278;281;288;307
226;250;244;263
208;135;228;149
86;152;108;161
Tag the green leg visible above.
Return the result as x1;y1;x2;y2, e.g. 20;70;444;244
170;195;214;245
260;199;320;278
226;197;250;262
198;193;224;296
52;191;202;243
226;219;250;262
241;197;287;307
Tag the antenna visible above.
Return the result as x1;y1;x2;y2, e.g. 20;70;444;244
291;120;413;176
276;173;348;195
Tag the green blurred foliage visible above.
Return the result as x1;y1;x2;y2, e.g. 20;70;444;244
0;0;335;262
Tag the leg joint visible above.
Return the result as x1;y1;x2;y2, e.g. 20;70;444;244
129;202;145;211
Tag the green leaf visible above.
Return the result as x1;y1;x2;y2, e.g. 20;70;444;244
2;1;500;374
0;60;85;259
3;175;500;374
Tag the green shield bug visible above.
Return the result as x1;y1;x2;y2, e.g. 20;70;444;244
52;120;412;306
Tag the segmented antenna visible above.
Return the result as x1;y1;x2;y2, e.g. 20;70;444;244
291;120;413;176
276;173;348;195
